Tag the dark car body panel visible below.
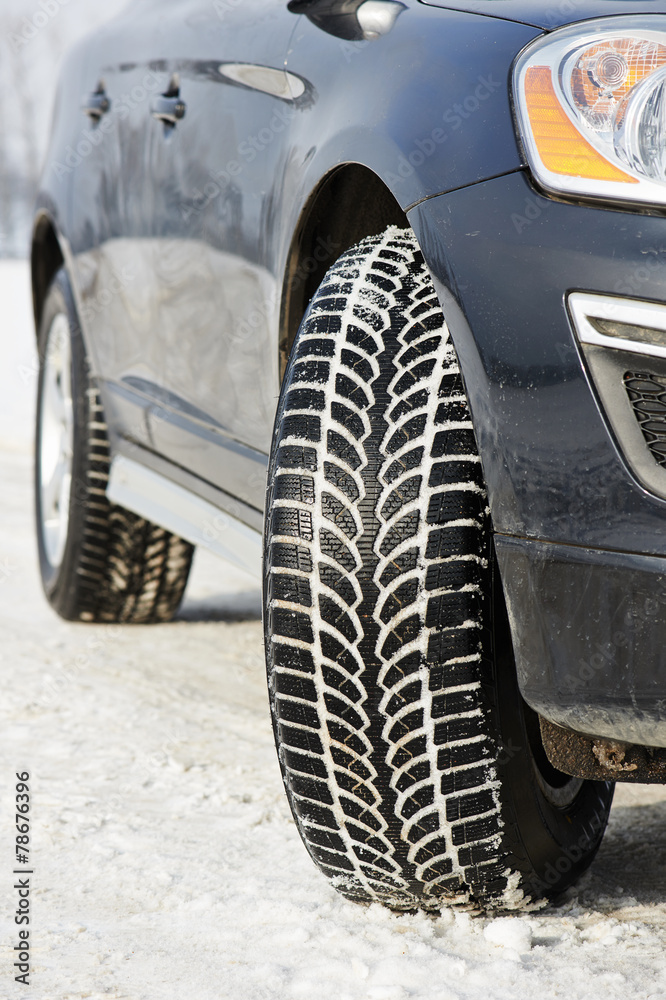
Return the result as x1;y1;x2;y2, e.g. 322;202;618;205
33;0;666;747
421;0;666;29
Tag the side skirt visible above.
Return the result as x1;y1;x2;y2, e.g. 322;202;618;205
107;455;262;579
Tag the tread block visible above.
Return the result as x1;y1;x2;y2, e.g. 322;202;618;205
272;642;315;674
274;672;318;702
322;663;362;704
426;526;483;560
282;413;321;443
390;736;427;769
275;474;315;506
427;633;480;674
406;811;440;844
324;462;360;502
324;691;365;730
380;614;422;659
394;359;437;395
331;401;365;440
282;748;328;778
289;773;334;805
322;493;358;539
328;429;362;470
331;745;372;780
286;387;325;412
387;709;425;744
319;529;358;572
422;858;455;881
425;559;475;592
431;428;477;459
270;606;314;643
276;445;318;472
268;573;312;608
385;679;423;716
414;838;449;865
433;715;484;745
326;721;368;758
437;740;494;771
382;652;422;690
319;595;358;642
379;476;422;520
388;389;429;424
425;592;482;630
399;336;443;367
345;325;379;355
379;579;419;624
296;337;336;358
396;759;431;792
428;460;483;489
320;632;362;675
277;723;324;755
400;784;435;819
335;373;369;409
319;563;357;608
270;542;313;574
431;689;478;719
341;348;374;383
379;512;420;556
275;696;320;729
445;789;495;823
379;548;419;587
271;507;313;542
435;399;471;424
426;490;484;525
451;814;501;848
386;414;428;454
383;448;424;484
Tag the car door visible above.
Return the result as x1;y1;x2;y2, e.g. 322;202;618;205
72;0;300;511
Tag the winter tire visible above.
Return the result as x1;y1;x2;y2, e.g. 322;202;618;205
35;268;194;623
264;227;614;911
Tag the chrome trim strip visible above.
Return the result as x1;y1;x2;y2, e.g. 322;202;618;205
569;291;666;360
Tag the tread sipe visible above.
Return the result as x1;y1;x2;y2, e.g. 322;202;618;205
264;227;612;912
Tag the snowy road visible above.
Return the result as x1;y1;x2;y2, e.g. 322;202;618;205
4;262;666;999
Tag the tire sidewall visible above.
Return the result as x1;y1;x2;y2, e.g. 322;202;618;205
35;270;91;614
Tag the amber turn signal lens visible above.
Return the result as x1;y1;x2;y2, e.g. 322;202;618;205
524;65;638;184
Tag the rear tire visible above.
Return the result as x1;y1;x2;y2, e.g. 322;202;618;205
264;227;613;911
35;269;194;623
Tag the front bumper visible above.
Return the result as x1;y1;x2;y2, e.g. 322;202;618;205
410;170;666;746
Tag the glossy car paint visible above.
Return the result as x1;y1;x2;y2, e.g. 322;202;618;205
32;0;666;747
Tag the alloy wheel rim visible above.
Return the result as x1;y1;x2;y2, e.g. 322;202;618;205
39;313;74;569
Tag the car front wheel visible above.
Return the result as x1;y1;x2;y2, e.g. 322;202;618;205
263;227;613;911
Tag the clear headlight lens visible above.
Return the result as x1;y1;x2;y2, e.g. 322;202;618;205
513;18;666;205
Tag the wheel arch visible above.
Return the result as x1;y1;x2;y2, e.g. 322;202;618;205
278;163;408;379
31;211;65;339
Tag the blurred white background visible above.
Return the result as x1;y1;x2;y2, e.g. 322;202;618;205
0;0;129;257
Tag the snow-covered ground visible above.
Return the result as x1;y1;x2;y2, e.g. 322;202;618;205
4;261;666;999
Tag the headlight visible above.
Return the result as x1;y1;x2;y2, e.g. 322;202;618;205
513;17;666;206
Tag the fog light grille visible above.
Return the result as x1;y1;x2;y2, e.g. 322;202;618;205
624;371;666;468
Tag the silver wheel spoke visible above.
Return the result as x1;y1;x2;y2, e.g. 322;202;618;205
39;313;74;568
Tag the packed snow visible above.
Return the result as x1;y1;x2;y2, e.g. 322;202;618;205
4;264;666;999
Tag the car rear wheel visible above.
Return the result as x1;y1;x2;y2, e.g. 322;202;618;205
35;268;194;623
264;227;614;911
